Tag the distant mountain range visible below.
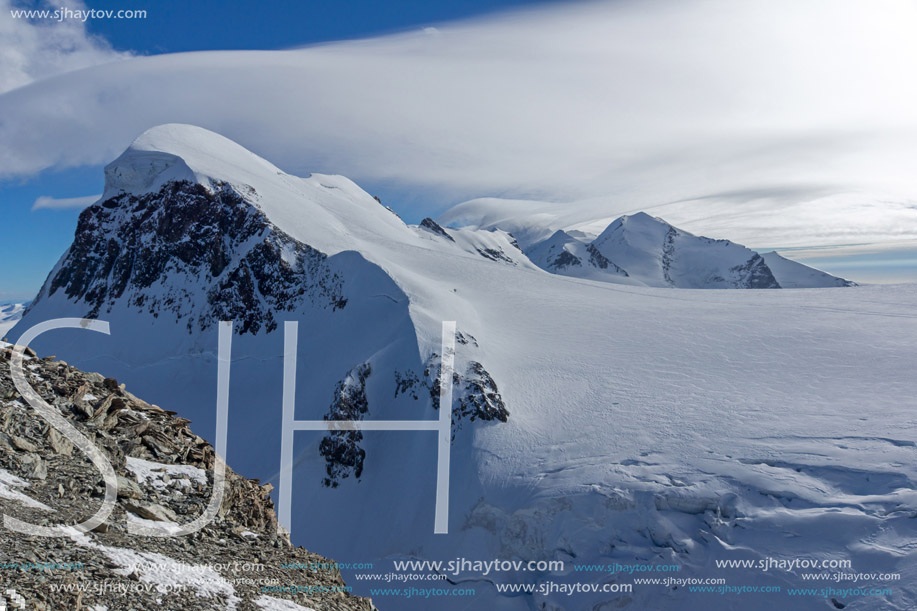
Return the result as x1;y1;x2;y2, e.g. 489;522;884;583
440;204;852;290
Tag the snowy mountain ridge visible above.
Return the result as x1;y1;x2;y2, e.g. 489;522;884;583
18;123;520;506
10;125;915;611
448;207;853;289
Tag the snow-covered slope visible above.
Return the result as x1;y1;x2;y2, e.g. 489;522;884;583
10;125;916;611
761;250;855;288
522;229;633;283
0;301;28;341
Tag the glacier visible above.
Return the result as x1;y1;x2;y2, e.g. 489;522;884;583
9;124;917;610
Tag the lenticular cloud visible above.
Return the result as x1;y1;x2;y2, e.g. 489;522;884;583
1;0;916;244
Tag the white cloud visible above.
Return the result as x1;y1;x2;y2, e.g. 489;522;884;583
31;193;99;210
0;0;916;245
0;0;129;94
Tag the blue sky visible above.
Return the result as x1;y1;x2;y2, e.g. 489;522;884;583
1;167;98;300
2;0;916;300
86;0;558;53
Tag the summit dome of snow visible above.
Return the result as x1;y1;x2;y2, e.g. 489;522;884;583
103;124;286;200
98;125;418;277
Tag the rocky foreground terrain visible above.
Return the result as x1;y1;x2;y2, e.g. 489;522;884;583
0;344;375;611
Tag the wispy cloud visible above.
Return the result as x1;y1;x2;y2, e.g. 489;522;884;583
1;0;915;245
31;193;99;210
0;0;129;94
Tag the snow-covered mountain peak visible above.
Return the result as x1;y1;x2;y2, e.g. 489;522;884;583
447;199;852;289
23;124;542;357
19;123;517;505
590;213;781;289
617;211;664;226
99;124;421;261
595;212;677;250
103;123;287;200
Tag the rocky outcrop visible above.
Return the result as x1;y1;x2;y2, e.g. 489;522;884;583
586;244;627;276
725;252;780;289
32;180;347;334
0;345;374;611
418;218;454;242
319;364;372;488
401;358;508;435
549;249;582;270
455;361;509;428
474;247;515;264
318;356;509;488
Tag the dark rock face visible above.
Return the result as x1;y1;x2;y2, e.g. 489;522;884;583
661;227;677;286
727;253;781;289
419;217;455;242
0;347;373;611
320;364;372;488
549;250;582;270
394;369;422;401
411;358;508;432
428;359;508;427
321;355;509;488
37;181;347;334
505;233;524;252
586;244;627;276
660;230;780;289
455;331;478;347
428;360;509;440
204;233;347;335
455;361;509;428
475;247;515;264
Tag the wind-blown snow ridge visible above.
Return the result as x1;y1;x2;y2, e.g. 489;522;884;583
103;124;287;200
